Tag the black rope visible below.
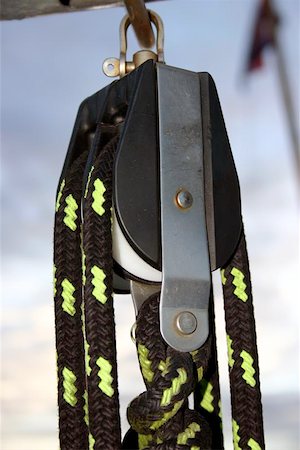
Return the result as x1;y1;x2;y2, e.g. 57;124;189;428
53;112;265;450
221;231;265;449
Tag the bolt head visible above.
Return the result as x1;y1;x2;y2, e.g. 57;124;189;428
176;311;197;335
176;189;193;209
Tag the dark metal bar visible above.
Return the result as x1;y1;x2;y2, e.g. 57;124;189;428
0;0;121;20
124;0;155;48
0;0;161;22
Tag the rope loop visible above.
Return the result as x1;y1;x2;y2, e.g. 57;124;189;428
127;294;212;449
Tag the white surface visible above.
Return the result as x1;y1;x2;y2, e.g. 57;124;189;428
112;209;162;282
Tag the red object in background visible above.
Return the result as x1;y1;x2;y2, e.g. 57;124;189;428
247;0;278;71
247;0;300;179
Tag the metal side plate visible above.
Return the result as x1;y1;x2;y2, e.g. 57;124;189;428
157;63;211;352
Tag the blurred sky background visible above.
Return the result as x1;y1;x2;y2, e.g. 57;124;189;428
1;0;299;449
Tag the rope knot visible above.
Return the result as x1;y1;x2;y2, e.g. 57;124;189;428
127;294;212;449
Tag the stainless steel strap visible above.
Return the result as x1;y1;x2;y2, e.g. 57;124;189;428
157;63;211;352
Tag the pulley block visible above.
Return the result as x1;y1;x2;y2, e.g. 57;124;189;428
58;33;242;352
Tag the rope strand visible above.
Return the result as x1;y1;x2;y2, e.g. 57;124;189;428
193;293;224;450
83;132;122;449
54;151;89;450
126;293;214;449
221;231;265;450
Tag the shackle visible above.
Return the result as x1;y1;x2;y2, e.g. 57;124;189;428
103;10;164;78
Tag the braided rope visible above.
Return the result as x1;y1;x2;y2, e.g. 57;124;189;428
221;231;265;450
126;293;223;449
54;129;122;449
54;113;264;450
54;151;89;450
193;295;223;450
82;133;122;449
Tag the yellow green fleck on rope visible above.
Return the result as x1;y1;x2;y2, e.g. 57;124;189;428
150;399;184;431
161;368;187;406
83;390;89;425
84;166;94;198
83;387;94;448
158;357;171;377
196;366;204;381
227;334;235;368
231;267;248;302
92;178;106;216
61;278;76;316
80;225;86;286
138;344;154;383
96;356;114;397
240;350;256;387
56;179;65;212
138;434;152;449
232;419;241;450
91;265;107;304
218;399;223;420
62;367;77;407
191;351;204;381
80;301;91;377
248;437;262;450
63;194;78;231
110;206;113;227
85;341;92;376
177;422;200;445
221;268;227;285
89;433;95;450
200;380;214;413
